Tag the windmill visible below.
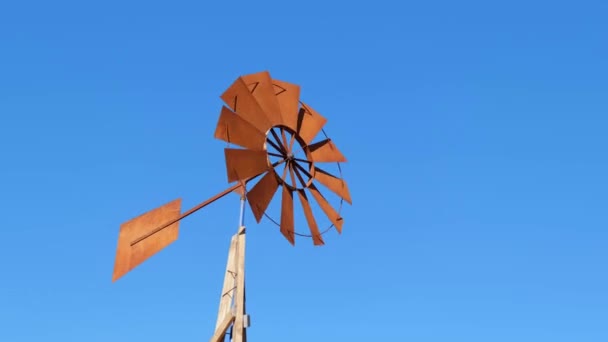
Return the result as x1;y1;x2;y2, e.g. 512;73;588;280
111;71;352;341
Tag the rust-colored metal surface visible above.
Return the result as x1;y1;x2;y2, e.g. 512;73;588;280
297;189;324;246
221;77;272;133
241;71;283;126
112;199;182;281
308;183;344;233
308;138;347;163
247;170;280;222
313;167;352;204
224;148;270;183
216;71;351;245
214;106;266;151
271;79;300;128
297;103;328;145
112;182;245;282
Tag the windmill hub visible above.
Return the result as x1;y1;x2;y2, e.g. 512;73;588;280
261;125;314;191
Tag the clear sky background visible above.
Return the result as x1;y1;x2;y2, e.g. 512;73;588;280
1;1;607;341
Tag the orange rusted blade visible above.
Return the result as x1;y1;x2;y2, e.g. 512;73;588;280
241;71;283;126
308;184;343;233
214;106;266;151
313;167;352;204
296;189;324;246
224;148;270;183
272;79;300;129
221;77;273;133
297;103;327;145
112;199;182;281
308;138;347;163
247;170;280;222
280;186;295;245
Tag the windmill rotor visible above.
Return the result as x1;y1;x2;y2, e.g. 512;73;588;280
214;71;352;246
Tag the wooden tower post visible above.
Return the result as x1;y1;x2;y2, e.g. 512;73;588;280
210;192;248;342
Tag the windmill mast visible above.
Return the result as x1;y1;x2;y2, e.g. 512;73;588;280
210;190;249;342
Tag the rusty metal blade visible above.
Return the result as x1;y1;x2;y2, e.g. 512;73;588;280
221;77;273;133
214;106;266;151
247;170;280;222
224;148;270;183
272;79;300;129
112;198;182;281
241;71;283;126
280;186;295;245
297;103;327;145
296;189;324;246
308;184;343;233
308;138;347;163
313;167;352;204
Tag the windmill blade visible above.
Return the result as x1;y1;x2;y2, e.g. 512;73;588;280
272;79;300;129
308;184;344;233
296;189;325;246
308;138;347;163
241;71;283;126
247;170;280;223
214;106;266;151
221;77;273;133
280;186;296;245
313;167;352;204
112;198;182;281
224;148;270;183
297;102;327;145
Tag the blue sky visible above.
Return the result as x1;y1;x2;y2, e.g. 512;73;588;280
1;1;607;341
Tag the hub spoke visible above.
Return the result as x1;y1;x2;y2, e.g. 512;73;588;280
265;126;313;190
